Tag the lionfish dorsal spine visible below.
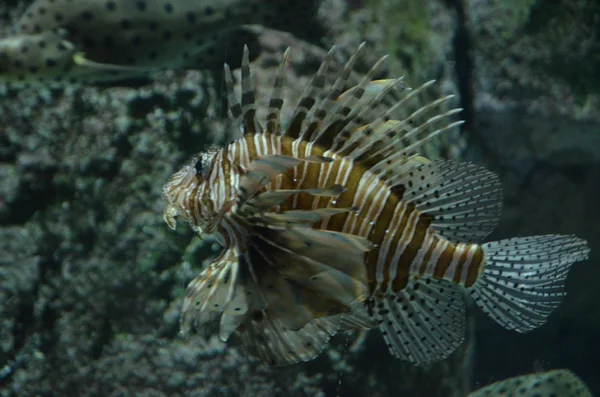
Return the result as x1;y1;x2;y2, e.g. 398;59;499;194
329;52;389;122
265;47;292;135
285;45;337;140
224;63;242;120
302;41;366;144
330;78;406;152
312;51;389;151
240;45;262;135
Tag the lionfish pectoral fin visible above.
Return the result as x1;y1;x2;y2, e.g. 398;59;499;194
219;312;247;342
389;159;504;244
338;305;377;331
251;207;352;228
218;284;251;342
235;313;342;366
232;264;350;366
240;185;346;216
238;154;330;205
179;250;241;336
469;235;590;333
372;277;467;365
251;227;372;308
304;184;347;196
256;264;341;331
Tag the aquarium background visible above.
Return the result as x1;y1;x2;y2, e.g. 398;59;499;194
1;0;599;396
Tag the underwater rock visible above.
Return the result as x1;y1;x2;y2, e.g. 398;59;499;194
462;0;600;394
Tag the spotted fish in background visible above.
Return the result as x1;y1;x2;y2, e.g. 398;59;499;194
0;0;322;87
162;43;591;366
468;369;592;397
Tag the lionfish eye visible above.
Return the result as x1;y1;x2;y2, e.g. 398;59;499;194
194;159;203;174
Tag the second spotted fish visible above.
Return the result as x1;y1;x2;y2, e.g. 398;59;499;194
0;0;322;87
162;44;591;366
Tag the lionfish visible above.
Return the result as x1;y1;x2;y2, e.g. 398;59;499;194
162;43;591;366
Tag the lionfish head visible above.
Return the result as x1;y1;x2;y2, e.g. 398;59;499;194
161;149;221;235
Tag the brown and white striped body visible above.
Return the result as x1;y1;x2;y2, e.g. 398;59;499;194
220;134;486;289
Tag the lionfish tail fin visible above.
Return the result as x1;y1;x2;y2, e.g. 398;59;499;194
470;235;590;332
372;277;466;365
236;313;341;366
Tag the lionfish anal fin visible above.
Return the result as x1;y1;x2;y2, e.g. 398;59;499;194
372;276;467;365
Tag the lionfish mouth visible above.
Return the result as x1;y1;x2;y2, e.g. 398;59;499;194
161;161;200;231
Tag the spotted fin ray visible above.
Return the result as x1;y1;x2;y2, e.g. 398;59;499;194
179;247;242;333
470;235;590;332
388;159;504;244
372;277;467;365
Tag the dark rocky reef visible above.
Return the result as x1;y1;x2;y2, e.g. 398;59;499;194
462;0;600;392
1;0;599;396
